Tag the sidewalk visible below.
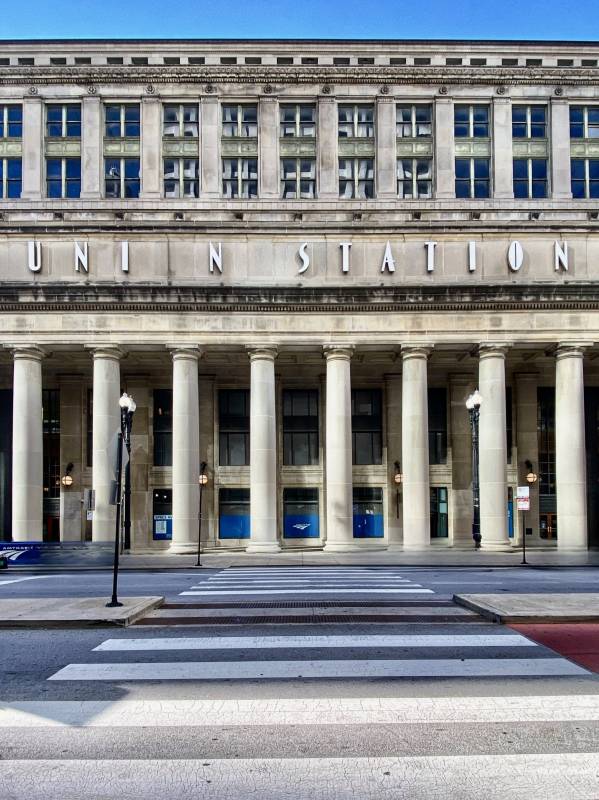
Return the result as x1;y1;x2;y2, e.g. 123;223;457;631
3;545;599;571
0;597;164;628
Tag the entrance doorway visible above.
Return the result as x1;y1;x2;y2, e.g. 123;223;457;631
540;512;557;541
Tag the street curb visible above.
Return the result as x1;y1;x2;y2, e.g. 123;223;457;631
0;596;164;629
453;593;599;624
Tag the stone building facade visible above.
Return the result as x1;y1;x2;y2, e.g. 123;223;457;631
0;38;598;553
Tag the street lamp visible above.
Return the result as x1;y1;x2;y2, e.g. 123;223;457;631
106;392;136;608
393;460;403;519
196;461;208;567
521;459;538;566
60;462;74;488
120;393;137;553
466;389;483;549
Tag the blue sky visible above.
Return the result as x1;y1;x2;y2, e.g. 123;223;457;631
0;0;597;41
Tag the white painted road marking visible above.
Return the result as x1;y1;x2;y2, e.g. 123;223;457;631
0;576;56;586
180;588;435;595
47;657;587;681
4;694;599;727
93;633;535;651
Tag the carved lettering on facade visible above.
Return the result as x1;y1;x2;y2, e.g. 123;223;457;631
27;241;41;273
74;242;88;273
209;241;223;273
508;241;524;272
121;241;129;273
424;241;437;273
340;242;352;273
297;242;310;274
555;241;568;271
468;241;477;273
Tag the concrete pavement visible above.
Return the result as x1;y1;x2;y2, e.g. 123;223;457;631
0;596;163;628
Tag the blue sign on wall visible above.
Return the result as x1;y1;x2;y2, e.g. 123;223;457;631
153;514;173;541
353;513;384;538
284;513;320;539
219;514;251;539
0;542;43;564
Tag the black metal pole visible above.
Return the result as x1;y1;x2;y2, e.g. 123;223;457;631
123;413;132;551
196;483;203;568
521;509;527;565
470;406;482;549
107;413;125;608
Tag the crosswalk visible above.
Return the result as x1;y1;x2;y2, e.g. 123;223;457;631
2;566;597;799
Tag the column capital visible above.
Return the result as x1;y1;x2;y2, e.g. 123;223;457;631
85;344;125;362
401;344;433;361
247;344;278;362
168;344;203;362
323;344;354;361
478;343;509;359
7;345;47;362
555;342;590;360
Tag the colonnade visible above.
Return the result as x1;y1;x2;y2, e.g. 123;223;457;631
8;341;590;551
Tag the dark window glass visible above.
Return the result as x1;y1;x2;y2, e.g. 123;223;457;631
1;158;22;199
353;487;384;538
530;106;547;138
219;389;250;466
430;487;448;538
571;158;586;197
283;389;319;466
472;105;489;137
473;158;490;198
123;158;140;198
352;389;382;465
6;106;23;137
454;105;470;138
283;487;319;539
570;107;585;138
42;389;61;508
46;105;63;137
506;387;513;463
46;158;62;198
538;387;556;496
219;488;250;540
105;105;122;137
428;388;447;464
86;389;93;468
512;106;527;138
104;158;120;197
66;105;81;137
153;389;173;466
124;105;140;137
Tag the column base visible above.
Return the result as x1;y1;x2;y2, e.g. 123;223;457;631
323;542;365;552
479;541;513;552
168;542;198;555
245;542;281;553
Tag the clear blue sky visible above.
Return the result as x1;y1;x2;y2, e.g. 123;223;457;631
0;0;597;41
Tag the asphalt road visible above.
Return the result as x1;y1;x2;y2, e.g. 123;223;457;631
1;566;599;799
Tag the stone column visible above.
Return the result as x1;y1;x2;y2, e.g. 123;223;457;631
478;344;510;549
323;346;354;551
198;374;217;548
318;97;338;200
401;346;431;549
200;97;220;199
11;347;44;542
449;373;475;544
556;345;587;549
169;347;201;554
59;374;84;542
376;97;397;199
80;95;102;200
551;99;573;201
126;379;151;551
21;97;43;201
434;98;455;199
90;346;122;543
492;97;514;199
141;97;162;200
515;373;540;544
259;97;279;199
246;346;279;552
385;372;403;548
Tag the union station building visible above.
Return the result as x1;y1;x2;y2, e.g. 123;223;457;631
0;37;598;554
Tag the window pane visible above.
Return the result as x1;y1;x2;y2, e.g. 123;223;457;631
513;159;528;179
512;107;527;124
46;158;61;178
455;158;470;179
105;105;121;137
124;106;140;136
473;158;489;178
571;159;585;179
46;106;62;136
454;105;469;137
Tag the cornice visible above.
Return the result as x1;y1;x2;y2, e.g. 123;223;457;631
2;64;599;88
0;283;599;314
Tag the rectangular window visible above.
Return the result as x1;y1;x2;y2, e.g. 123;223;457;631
222;158;258;198
506;387;513;463
46;104;81;138
455;157;490;198
430;487;449;538
283;487;319;539
428;388;447;464
104;157;140;198
280;104;316;137
353;487;384;538
339;158;374;199
42;389;60;503
222;104;258;137
162;104;199;137
283;389;319;466
352;389;382;465
219;488;250;539
397;158;432;198
0;105;22;138
86;389;93;468
104;104;140;138
0;158;22;198
164;158;199;198
512;105;547;138
538;387;556;497
153;389;172;467
570;106;599;139
46;158;81;198
571;158;599;198
513;158;548;199
396;104;432;138
219;389;250;466
338;105;374;138
280;158;316;199
454;104;489;138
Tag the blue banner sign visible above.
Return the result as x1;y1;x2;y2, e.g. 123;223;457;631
353;513;384;538
153;514;173;541
284;513;320;539
219;514;251;539
0;542;44;564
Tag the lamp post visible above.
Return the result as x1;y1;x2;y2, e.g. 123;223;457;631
196;461;208;568
466;390;483;549
60;462;74;488
122;395;136;553
106;392;136;608
522;459;538;566
393;460;403;519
